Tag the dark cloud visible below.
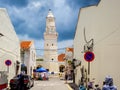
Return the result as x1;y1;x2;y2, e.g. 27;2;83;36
12;18;28;35
65;0;100;9
0;0;29;8
6;0;55;40
12;18;26;33
56;17;78;41
56;0;100;41
12;16;46;40
58;29;75;41
0;0;100;42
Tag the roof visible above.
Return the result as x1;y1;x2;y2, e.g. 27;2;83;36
66;48;74;52
58;54;65;62
47;9;54;18
20;41;32;49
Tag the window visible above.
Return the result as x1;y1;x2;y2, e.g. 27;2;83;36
49;18;53;22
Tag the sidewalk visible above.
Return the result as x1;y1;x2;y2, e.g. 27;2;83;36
68;83;79;90
67;80;79;90
50;75;79;90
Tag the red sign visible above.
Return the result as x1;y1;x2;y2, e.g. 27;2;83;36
5;60;12;66
0;83;8;89
84;51;95;62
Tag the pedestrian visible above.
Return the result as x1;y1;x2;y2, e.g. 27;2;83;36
88;81;94;89
94;84;101;90
65;71;68;84
59;72;62;80
102;76;117;90
79;82;86;90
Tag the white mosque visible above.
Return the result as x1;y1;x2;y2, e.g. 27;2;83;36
36;9;73;74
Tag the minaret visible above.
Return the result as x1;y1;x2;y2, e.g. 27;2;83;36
44;9;59;72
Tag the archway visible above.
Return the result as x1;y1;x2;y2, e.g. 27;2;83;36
36;64;42;69
59;65;65;72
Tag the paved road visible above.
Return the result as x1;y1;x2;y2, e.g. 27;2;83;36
31;76;72;90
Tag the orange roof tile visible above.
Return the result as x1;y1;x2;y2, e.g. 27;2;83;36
66;48;74;52
20;41;32;49
58;54;65;62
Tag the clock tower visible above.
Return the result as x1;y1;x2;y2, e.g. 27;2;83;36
44;9;59;72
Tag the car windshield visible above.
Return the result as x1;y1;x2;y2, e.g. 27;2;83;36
13;75;21;79
13;74;30;79
24;75;29;79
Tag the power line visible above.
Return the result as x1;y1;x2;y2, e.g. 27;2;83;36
35;48;65;51
33;46;73;51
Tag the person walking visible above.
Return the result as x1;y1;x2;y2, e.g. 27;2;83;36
65;71;68;84
94;84;101;90
64;66;69;84
79;82;86;90
102;76;117;90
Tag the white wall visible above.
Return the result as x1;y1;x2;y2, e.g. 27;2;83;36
74;0;120;89
0;8;20;83
24;41;36;75
29;41;36;75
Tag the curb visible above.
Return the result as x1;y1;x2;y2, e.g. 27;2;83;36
66;84;73;90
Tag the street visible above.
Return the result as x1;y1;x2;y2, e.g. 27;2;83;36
31;76;72;90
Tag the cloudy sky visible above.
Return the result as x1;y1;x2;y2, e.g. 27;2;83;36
0;0;99;56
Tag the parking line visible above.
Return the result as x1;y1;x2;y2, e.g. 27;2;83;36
66;84;73;90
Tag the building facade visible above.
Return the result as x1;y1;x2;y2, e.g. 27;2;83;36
74;0;120;89
0;8;20;89
20;41;36;76
43;9;59;72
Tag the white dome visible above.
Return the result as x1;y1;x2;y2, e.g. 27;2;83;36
47;9;54;18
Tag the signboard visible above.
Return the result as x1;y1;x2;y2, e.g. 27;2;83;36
84;51;95;62
5;60;12;66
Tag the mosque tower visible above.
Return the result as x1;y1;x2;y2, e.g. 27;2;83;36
44;9;59;72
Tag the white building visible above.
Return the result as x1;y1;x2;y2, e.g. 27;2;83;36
20;41;36;76
0;8;20;89
74;0;120;89
44;9;59;72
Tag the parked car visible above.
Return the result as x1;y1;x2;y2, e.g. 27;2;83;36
23;75;34;89
10;74;34;90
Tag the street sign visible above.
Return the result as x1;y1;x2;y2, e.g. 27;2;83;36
5;60;12;66
84;51;95;62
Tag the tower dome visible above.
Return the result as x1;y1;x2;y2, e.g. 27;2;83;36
47;9;54;18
